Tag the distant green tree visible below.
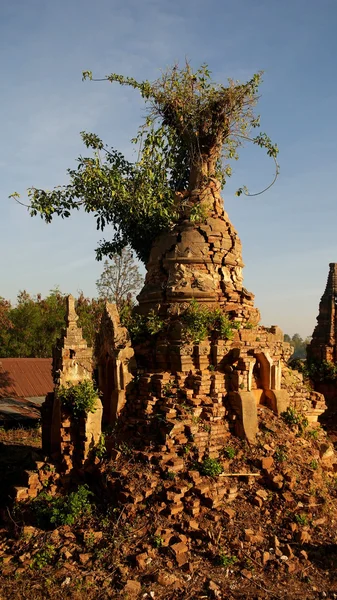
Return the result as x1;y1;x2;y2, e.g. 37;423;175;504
96;247;143;307
0;298;13;355
76;292;104;347
0;289;66;358
284;333;310;359
0;290;104;358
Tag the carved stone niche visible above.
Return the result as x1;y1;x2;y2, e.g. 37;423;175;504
95;303;136;425
246;350;289;415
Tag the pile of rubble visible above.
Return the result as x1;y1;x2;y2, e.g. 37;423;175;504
1;405;337;599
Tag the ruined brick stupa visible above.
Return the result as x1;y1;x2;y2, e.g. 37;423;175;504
308;263;337;408
309;263;337;364
92;184;326;459
138;182;259;326
25;189;324;485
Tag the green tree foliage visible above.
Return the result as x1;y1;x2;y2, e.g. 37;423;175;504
96;246;143;307
75;292;104;347
306;358;337;383
0;298;13;352
0;290;104;358
284;333;310;359
12;63;278;264
0;289;66;358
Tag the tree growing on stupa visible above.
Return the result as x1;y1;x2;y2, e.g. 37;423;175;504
11;63;278;264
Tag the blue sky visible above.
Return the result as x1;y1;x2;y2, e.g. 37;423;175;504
1;0;337;337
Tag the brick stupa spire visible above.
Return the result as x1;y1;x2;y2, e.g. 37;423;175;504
309;263;337;363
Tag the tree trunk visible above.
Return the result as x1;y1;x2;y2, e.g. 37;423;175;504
188;148;219;192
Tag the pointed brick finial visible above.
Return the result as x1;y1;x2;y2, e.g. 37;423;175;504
66;294;78;326
309;263;337;363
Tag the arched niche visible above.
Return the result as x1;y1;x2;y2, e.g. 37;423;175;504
251;351;273;407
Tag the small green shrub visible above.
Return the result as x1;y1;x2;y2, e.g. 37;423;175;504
209;308;234;340
281;407;308;433
190;203;209;223
58;380;99;419
180;300;235;344
30;544;56;570
309;459;318;470
244;322;254;329
120;304;165;342
118;441;133;457
165;471;176;480
84;532;96;549
146;309;165;335
153;535;164;548
217;552;238;567
274;446;288;463
222;446;236;460
294;513;308;526
95;433;106;459
181;299;209;343
307;428;319;440
199;457;223;477
33;485;93;528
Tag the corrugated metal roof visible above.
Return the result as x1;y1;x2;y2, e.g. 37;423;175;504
0;358;53;399
0;397;42;422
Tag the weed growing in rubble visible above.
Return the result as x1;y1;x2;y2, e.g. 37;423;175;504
294;513;309;526
153;534;164;548
281;406;308;434
222;446;236;459
274;446;288;463
216;551;238;568
94;433;107;459
307;428;320;440
310;459;318;470
199;457;223;476
58;380;99;419
33;485;93;527
117;441;134;457
120;305;165;342
30;544;56;570
181;300;235;344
